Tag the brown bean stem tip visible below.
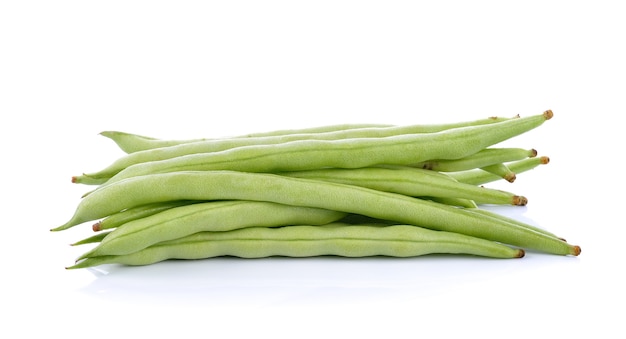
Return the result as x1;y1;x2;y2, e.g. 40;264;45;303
92;222;101;232
572;245;582;256
71;176;77;183
505;173;517;183
530;149;538;157
516;249;525;258
513;196;528;206
540;156;550;164
543;109;554;120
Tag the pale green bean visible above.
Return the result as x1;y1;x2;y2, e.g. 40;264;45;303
101;116;512;153
280;166;527;205
68;223;525;268
52;170;580;256
77;118;516;184
100;124;393;153
80;200;348;257
410;148;536;172
92;111;553;187
449;156;550;185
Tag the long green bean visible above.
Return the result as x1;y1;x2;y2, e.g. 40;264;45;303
79;200;348;257
67;223;525;268
279;166;527;206
52;170;579;256
77;118;516;184
101;116;512;153
84;111;552;187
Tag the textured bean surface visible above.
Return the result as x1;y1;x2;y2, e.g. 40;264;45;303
82;200;347;257
54;170;579;256
69;224;524;268
96;112;550;186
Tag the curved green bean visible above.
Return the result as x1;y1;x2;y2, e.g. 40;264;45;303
79;200;348;258
100;116;513;154
279;166;528;206
77;118;516;184
70;231;111;246
410;148;536;172
92;200;199;231
465;208;562;242
423;197;478;208
52;170;580;256
449;156;550;185
88;111;552;187
480;163;517;183
100;124;394;153
68;223;524;268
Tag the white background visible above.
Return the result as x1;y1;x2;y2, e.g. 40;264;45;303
1;1;624;338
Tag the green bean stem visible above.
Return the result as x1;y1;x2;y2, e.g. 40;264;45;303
88;111;553;187
52;170;580;256
67;224;525;268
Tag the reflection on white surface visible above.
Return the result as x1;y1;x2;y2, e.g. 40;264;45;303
79;255;571;307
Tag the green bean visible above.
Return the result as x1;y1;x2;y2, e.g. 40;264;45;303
100;124;394;153
422;197;478;208
92;200;199;231
279;167;528;206
79;200;348;258
480;163;517;183
449;156;550;185
410;148;536;172
91;111;553;187
67;223;525;268
465;208;563;242
52;170;580;256
100;116;513;154
70;231;111;246
76;118;517;184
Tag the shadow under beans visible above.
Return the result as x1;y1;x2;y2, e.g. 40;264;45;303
76;252;575;309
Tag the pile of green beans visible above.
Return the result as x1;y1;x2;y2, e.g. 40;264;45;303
53;110;581;269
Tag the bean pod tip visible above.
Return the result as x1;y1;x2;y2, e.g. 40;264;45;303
512;196;528;206
504;172;517;183
543;109;554;120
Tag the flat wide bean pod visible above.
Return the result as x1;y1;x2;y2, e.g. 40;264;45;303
280;167;527;206
52;170;580;256
81;200;348;257
77;117;515;184
93;111;553;187
68;224;525;268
